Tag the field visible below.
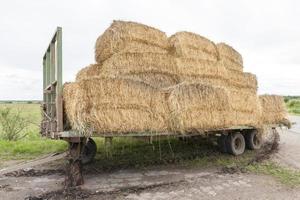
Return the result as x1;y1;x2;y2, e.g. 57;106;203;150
0;103;67;160
285;96;300;115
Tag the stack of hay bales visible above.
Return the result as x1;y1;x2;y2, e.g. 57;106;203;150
168;31;261;128
63;20;288;135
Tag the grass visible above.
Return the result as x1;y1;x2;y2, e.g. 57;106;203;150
284;96;300;115
91;137;256;171
247;162;300;186
0;103;41;139
0;103;67;160
0;139;67;160
286;99;300;115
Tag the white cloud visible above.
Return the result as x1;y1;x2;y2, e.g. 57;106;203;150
0;0;299;100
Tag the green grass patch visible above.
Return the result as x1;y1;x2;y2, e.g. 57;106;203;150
0;103;69;161
0;103;41;139
0;139;67;160
247;162;300;186
91;137;256;171
285;98;300;115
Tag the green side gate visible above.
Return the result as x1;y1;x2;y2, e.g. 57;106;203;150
41;27;63;138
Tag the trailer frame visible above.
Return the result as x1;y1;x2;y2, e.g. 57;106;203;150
41;27;286;186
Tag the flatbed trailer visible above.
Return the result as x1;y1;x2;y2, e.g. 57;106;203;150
41;27;285;186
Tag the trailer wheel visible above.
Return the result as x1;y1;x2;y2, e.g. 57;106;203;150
217;134;227;153
226;132;245;156
81;138;97;165
245;130;262;150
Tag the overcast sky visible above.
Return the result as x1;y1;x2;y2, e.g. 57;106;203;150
0;0;299;100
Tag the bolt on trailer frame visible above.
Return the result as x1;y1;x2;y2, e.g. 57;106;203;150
41;27;63;139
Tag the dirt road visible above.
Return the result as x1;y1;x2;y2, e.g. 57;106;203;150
1;116;300;200
272;115;300;169
1;167;300;200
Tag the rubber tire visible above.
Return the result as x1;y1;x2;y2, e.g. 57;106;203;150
226;132;245;156
217;134;228;153
245;130;262;150
81;138;97;165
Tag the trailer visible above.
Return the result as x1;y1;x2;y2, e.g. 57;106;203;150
41;27;285;186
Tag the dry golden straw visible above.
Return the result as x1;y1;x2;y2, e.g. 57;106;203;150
217;43;243;72
62;20;287;135
95;20;169;63
166;83;233;133
259;95;287;124
64;76;169;135
169;31;218;62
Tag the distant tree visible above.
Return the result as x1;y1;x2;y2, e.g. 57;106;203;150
0;107;30;141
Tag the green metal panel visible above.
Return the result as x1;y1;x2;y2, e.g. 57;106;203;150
56;27;63;132
56;27;62;92
46;51;51;115
43;60;46;102
42;27;63;137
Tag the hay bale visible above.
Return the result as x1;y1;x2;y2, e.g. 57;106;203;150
226;87;261;127
227;71;258;91
101;52;179;88
167;83;232;133
63;76;169;134
75;64;102;81
175;58;228;86
217;43;243;72
178;76;229;89
95;20;169;63
169;31;218;61
232;110;261;127
117;73;179;88
63;82;90;132
259;95;287;124
228;88;259;113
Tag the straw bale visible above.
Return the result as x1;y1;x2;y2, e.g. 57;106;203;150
217;43;243;72
101;52;179;88
259;95;287;124
175;58;227;78
227;88;259;113
63;76;169;134
95;20;169;63
175;58;228;87
75;64;102;81
167;83;232;133
63;82;91;132
178;76;228;89
117;73;179;88
227;87;261;127
227;71;258;91
232;110;262;127
169;32;218;61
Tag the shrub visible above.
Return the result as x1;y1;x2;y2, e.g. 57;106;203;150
0;107;30;141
